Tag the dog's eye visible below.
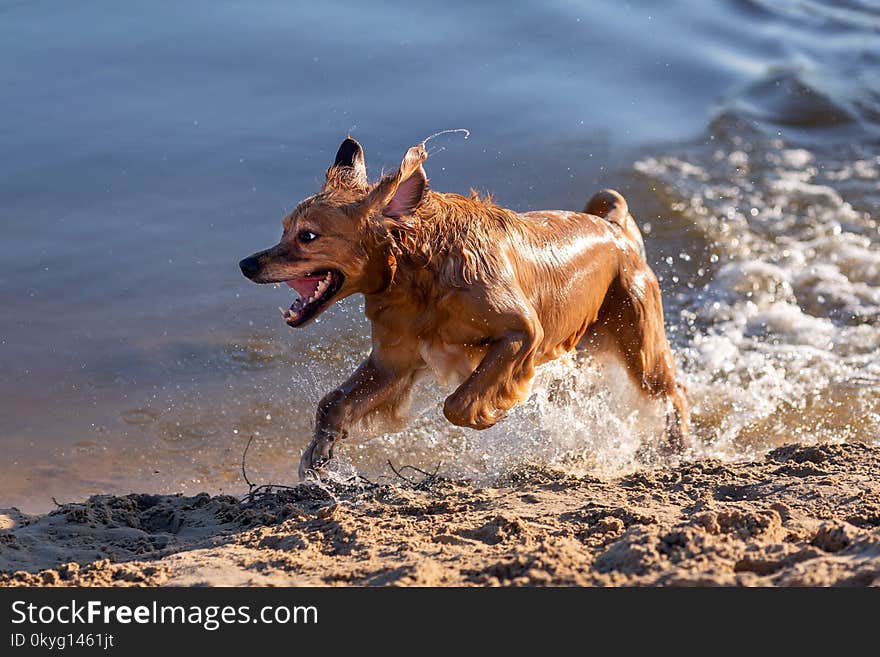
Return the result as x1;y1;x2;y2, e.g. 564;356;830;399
297;230;319;244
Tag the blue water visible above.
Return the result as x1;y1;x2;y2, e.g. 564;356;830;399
1;0;878;511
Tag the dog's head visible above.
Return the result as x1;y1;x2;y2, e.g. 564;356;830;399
239;137;428;327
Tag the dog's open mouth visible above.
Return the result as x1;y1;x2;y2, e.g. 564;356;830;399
280;270;344;327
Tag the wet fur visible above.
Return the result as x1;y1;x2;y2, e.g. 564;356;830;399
240;138;689;477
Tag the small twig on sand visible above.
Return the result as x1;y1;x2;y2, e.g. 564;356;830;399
245;483;300;498
241;434;257;502
387;460;416;485
355;473;378;488
400;463;442;479
237;432;382;517
387;460;442;489
238;434;300;504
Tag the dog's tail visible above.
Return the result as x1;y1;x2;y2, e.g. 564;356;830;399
584;189;646;260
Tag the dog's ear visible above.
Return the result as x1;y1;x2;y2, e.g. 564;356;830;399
325;137;367;190
362;143;428;223
381;164;427;219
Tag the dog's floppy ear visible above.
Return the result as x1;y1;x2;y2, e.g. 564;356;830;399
325;137;368;190
362;143;428;223
382;165;427;220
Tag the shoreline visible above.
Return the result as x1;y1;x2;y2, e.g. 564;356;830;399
2;442;879;586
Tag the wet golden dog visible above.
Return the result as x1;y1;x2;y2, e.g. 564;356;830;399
240;138;689;477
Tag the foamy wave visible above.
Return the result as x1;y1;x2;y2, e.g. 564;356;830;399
636;131;880;459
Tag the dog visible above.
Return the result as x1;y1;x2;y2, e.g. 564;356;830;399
240;137;689;478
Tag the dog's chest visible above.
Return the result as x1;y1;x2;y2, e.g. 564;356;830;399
418;339;482;386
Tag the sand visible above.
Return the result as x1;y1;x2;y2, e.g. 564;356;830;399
2;442;879;587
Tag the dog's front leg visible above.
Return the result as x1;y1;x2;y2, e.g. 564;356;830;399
299;351;418;478
444;320;544;430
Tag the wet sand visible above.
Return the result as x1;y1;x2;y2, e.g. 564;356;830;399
2;442;879;587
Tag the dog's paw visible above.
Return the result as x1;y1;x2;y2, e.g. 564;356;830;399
443;393;503;430
297;438;334;480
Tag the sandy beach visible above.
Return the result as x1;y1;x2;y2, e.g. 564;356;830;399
2;442;878;587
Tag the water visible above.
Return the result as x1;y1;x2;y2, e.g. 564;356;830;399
1;0;878;512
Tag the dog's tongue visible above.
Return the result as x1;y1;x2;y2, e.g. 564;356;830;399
287;277;321;300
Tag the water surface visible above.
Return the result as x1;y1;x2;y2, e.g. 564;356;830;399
1;0;878;511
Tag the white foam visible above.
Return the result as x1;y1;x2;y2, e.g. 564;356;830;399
336;353;669;483
638;136;879;461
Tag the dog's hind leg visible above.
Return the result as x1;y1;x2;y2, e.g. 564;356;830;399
587;261;690;450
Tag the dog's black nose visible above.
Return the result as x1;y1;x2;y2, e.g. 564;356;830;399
239;256;261;279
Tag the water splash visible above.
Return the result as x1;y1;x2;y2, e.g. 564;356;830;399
330;352;670;484
635;121;880;462
420;128;470;157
